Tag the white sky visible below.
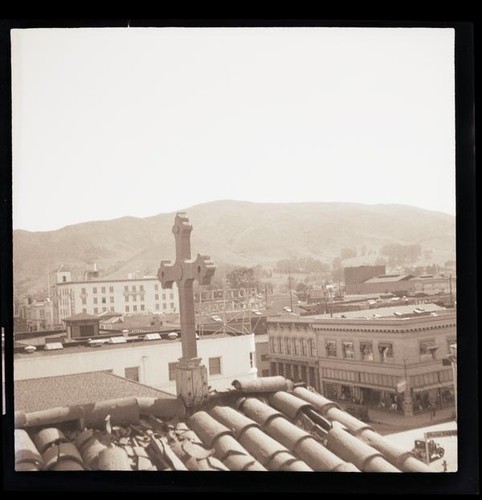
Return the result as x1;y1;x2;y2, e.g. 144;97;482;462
11;27;455;232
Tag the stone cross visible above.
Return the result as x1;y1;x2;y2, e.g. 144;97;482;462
158;213;215;408
158;212;215;359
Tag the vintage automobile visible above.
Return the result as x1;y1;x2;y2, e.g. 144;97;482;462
412;439;445;462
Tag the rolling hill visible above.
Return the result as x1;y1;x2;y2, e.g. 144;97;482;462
13;200;456;296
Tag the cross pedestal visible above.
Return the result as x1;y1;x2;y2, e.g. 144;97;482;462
158;213;215;407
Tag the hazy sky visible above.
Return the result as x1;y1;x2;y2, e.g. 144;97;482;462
12;27;455;232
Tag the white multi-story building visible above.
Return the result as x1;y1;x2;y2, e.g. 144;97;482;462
54;268;179;324
14;333;257;394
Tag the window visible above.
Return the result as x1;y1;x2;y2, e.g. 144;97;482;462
102;307;107;312
62;276;66;282
342;341;354;359
133;295;137;301
420;339;437;361
249;352;255;368
94;307;98;314
309;338;316;357
82;308;87;314
170;293;174;300
301;338;307;357
360;342;374;361
326;340;337;358
378;343;394;362
155;284;159;291
277;337;283;354
101;287;106;293
81;288;86;294
93;297;98;304
124;366;139;382
132;285;137;292
293;338;300;356
140;305;145;311
285;337;291;355
82;298;87;305
209;357;222;375
155;294;159;300
110;296;114;303
133;305;138;312
162;294;166;300
79;324;95;337
140;285;144;292
125;295;129;302
102;297;106;304
93;287;97;293
170;302;175;309
126;306;130;312
155;303;160;310
261;354;269;362
124;286;128;292
163;303;167;310
168;362;179;381
262;369;270;377
109;286;114;293
110;307;114;312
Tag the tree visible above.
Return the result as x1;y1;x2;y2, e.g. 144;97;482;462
225;267;259;289
340;248;357;260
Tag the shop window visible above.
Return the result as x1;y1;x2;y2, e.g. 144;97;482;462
360;342;374;361
326;340;337;358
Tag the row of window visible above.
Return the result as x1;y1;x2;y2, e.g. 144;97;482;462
271;335;456;363
81;304;176;314
322;367;400;388
168;357;222;380
269;337;317;358
411;370;453;388
79;285;174;295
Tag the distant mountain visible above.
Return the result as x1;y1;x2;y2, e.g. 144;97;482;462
13;200;455;296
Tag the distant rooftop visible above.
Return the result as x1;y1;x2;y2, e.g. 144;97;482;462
362;274;413;284
269;303;448;322
15;371;175;414
63;312;100;322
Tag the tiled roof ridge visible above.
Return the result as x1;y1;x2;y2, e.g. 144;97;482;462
14;375;432;472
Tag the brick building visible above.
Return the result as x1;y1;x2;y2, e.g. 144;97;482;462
267;304;456;416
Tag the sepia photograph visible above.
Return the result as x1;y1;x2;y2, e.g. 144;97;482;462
1;20;477;493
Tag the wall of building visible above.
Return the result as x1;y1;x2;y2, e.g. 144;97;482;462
55;278;180;324
14;334;256;394
267;311;456;415
346;280;415;296
254;335;270;377
344;266;385;286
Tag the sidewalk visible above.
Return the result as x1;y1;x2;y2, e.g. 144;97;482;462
367;406;456;435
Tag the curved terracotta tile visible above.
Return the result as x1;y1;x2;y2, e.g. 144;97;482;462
268;391;315;420
33;427;67;454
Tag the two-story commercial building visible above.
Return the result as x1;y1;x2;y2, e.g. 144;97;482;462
267;304;456;416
